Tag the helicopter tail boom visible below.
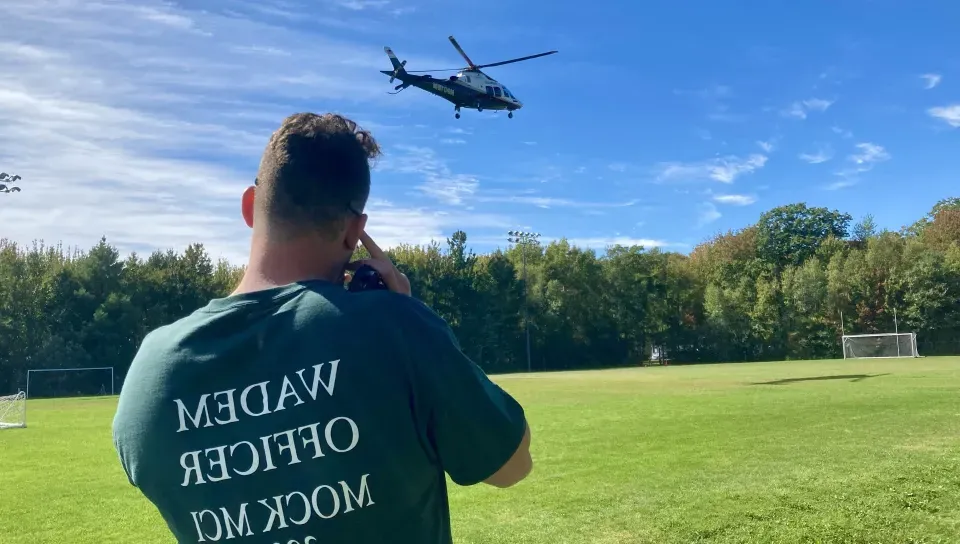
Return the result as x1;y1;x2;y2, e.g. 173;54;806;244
383;47;408;83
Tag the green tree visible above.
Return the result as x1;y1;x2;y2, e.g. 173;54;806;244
756;203;853;271
852;213;877;245
4;195;960;391
904;197;960;236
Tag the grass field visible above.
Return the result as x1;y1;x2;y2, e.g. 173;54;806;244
2;358;960;543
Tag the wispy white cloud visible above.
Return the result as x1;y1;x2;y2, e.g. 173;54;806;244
379;145;480;206
608;162;628;172
476;194;638;209
673;85;732;100
782;102;807;119
803;98;834;112
928;104;960;127
849;142;890;166
440;138;467;145
824;179;858;191
0;0;480;263
782;98;834;119
798;145;834;164
557;236;686;251
363;199;513;247
674;84;743;122
825;142;890;190
697;202;722;226
713;194;757;206
656;154;768;183
756;140;775;153
333;0;391;9
220;0;398;27
831;126;853;139
707;104;746;123
920;73;942;90
386;6;416;16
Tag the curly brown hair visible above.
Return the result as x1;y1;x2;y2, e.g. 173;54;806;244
255;112;381;238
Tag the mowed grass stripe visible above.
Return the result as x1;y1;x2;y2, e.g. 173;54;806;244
2;357;958;543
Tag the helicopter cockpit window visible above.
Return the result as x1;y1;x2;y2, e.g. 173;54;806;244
493;87;502;97
502;87;513;98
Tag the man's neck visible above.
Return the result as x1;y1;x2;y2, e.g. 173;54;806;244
233;237;345;295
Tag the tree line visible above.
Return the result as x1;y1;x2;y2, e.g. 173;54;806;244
2;197;959;396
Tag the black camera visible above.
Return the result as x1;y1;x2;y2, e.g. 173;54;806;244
347;264;389;292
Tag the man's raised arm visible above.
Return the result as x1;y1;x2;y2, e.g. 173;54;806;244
397;297;533;488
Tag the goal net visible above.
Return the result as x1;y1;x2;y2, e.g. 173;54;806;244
26;367;115;399
842;333;920;359
0;391;26;429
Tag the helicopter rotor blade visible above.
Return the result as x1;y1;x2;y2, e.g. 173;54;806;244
474;50;558;69
448;35;477;69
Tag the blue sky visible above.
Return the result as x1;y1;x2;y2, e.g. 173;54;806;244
1;0;958;264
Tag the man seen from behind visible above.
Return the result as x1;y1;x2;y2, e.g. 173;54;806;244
112;112;533;543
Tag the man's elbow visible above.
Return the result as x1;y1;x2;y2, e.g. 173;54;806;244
483;424;533;488
487;451;532;488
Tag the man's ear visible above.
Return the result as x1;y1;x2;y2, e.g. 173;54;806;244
344;213;368;251
241;186;256;228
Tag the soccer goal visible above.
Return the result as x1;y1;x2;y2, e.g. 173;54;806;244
0;391;26;429
842;333;920;359
26;367;115;399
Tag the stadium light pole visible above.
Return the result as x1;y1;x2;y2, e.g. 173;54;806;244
507;230;540;373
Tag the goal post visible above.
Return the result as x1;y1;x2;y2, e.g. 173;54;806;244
0;391;27;429
842;332;920;359
25;367;115;400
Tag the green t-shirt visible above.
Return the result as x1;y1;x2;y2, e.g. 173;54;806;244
112;280;527;544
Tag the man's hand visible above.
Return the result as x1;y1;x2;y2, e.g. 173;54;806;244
345;232;412;296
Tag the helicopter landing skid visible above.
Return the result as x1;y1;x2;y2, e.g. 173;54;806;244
451;105;514;119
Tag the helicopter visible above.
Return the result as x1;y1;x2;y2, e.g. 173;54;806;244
381;36;557;119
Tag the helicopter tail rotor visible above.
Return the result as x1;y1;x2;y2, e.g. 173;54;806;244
390;60;407;83
383;47;408;83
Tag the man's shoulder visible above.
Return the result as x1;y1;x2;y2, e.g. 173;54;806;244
385;294;444;322
386;295;454;341
342;290;448;329
134;309;207;355
124;303;241;386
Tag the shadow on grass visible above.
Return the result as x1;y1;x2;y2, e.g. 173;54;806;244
752;373;891;386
